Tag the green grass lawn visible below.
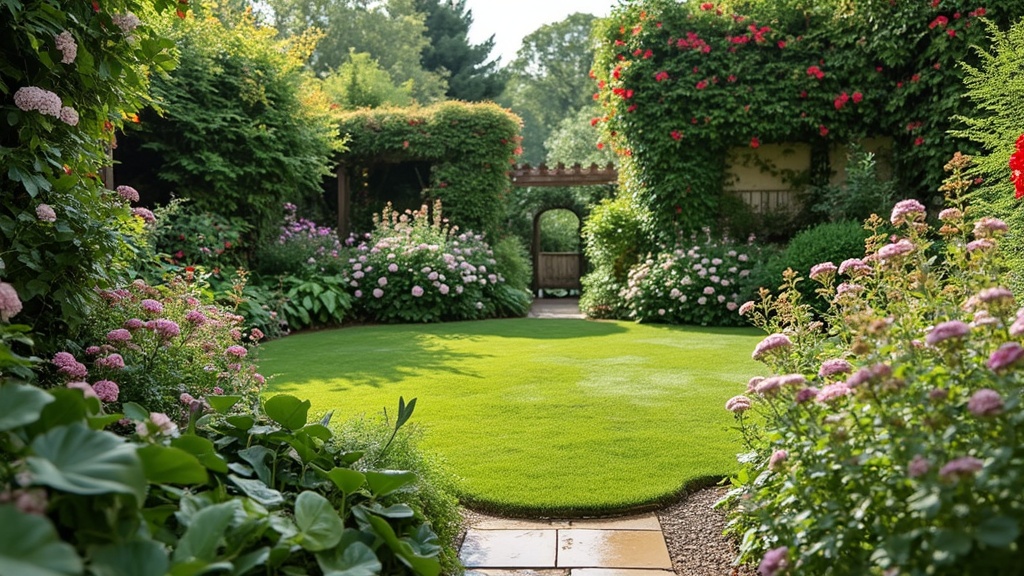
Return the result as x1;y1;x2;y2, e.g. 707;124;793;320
257;318;763;515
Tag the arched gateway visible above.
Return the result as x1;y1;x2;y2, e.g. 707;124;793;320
509;163;617;294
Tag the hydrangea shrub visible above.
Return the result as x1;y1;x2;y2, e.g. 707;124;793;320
723;154;1024;575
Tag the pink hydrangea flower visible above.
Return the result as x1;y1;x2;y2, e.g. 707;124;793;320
818;358;852;378
53;352;88;379
907;454;930;478
152;318;180;339
95;353;125;370
106;328;132;343
123;318;144;331
55;31;77;64
752;333;792;360
0;282;23;322
91;380;119;403
768;450;788;471
758;546;789;576
388;263;399;273
925;320;970;346
373;288;384;298
116;185;140;203
989;342;1024;371
411;285;424;297
809;261;837;280
378;277;388;287
249;328;264;341
185;310;207;325
13;86;61;117
140;299;163;314
439;284;450;295
725;395;752;413
890;199;926;225
968;388;1003;416
36;204;56;222
938;456;983;481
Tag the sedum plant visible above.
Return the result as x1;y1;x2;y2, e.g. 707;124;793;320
722;153;1024;575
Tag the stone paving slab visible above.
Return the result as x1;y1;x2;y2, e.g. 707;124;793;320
467;570;568;576
570;570;675;576
557;529;672;569
471;513;660;531
461;529;558;568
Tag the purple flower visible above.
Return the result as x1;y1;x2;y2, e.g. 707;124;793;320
938;208;962;221
818;359;852;379
180;393;195;405
91;380;119;403
254;373;266;385
36;204;56;222
890;199;926;225
809;261;837;280
977;287;1014;305
116;185;140;203
411;285;424;297
225;345;247;358
838;258;871;276
123;318;144;331
59;106;78;126
816;382;851;403
1010;315;1024;337
378;277;388;287
131;207;156;223
703;286;715;295
95;353;125;370
968;388;1003;416
974;217;1008;238
768;450;788;471
725;395;752;413
373;288;384;298
758;546;789;576
939;456;983;481
908;454;930;478
834;283;865;301
925;320;970;346
877;239;914;260
388;263;399;273
967;239;994;252
795;387;819;404
988;342;1024;371
151;319;180;340
752;333;792;360
0;282;23;322
185;310;207;325
140;299;163;314
439;284;450;295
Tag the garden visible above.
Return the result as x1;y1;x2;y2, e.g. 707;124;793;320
3;0;1024;574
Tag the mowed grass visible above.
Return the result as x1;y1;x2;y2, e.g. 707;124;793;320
257;318;763;515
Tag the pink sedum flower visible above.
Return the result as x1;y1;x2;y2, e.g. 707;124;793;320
907;454;931;478
225;345;247;358
752;333;792;360
809;261;837;280
988;342;1024;371
925;320;970;346
116;185;140;203
818;358;852;379
725;395;752;413
816;382;851;403
890;199;926;225
967;388;1003;416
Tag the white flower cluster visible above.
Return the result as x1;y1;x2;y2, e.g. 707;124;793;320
59;106;79;126
13;86;61;118
111;12;142;35
55;30;77;64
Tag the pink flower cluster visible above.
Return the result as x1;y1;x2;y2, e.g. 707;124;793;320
55;31;77;64
752;333;792;360
0;282;22;322
13;86;61;117
36;204;57;223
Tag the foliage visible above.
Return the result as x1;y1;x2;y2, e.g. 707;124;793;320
592;0;1020;241
322;50;415;110
580;267;630;319
268;0;447;103
132;9;342;241
579;195;654;318
750;220;869;315
622;234;760;326
415;0;505;101
348;202;528;323
539;210;581;252
500;12;601;164
278;274;353;331
336;101;522;239
0;0;180;347
723;156;1024;575
808;146;897;224
953;18;1024;294
254;203;350;279
67;277;264;416
545;105;620;167
491;236;533;293
148;199;250;271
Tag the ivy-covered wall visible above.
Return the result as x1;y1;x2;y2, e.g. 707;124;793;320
592;0;1020;240
336;101;522;238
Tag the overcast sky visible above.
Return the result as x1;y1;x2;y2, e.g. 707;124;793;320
463;0;613;66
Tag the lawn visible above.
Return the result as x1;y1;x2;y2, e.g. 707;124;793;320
257;318;764;515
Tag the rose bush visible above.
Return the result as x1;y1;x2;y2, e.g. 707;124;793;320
722;154;1024;575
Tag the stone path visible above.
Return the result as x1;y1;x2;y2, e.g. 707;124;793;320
461;513;673;575
527;297;585;319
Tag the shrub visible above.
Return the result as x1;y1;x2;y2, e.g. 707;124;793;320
582;195;653;280
348;202;526;323
254;203;350;278
580;267;629;319
722;154;1024;575
149;199;250;271
278;274;353;331
67;277;264;416
750;220;868;314
808;146;897;224
622;233;760;326
491;236;533;293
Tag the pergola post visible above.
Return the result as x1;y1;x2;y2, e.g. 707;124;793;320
336;163;350;240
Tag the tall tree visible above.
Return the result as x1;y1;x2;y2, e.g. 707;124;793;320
414;0;505;101
500;12;599;164
268;0;447;103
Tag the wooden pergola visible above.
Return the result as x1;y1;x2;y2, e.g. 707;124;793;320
509;162;618;188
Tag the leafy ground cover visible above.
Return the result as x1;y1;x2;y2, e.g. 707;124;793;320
257;318;762;515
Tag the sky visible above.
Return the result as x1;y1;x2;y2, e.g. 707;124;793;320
463;0;613;66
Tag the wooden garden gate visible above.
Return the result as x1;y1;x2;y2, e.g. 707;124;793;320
510;163;618;292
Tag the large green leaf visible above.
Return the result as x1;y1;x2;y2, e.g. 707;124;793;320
89;540;169;576
206;395;241;414
236;446;273;485
172;500;239;564
0;382;53;431
326;468;365;494
229;475;284;507
364;470;416;497
263;395;310;430
316;541;381;576
30;388;89;434
976;515;1020;548
27;423;146;502
137;445;209;485
294;491;344;551
172;435;229;474
364;514;440;576
0;505;82;576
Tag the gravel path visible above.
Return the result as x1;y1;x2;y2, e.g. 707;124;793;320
657;487;754;576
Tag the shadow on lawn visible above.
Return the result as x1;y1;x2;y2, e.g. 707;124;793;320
259;318;628;392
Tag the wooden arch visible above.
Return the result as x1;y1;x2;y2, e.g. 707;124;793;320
510;162;618;188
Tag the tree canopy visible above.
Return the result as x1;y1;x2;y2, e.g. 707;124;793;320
415;0;505;101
